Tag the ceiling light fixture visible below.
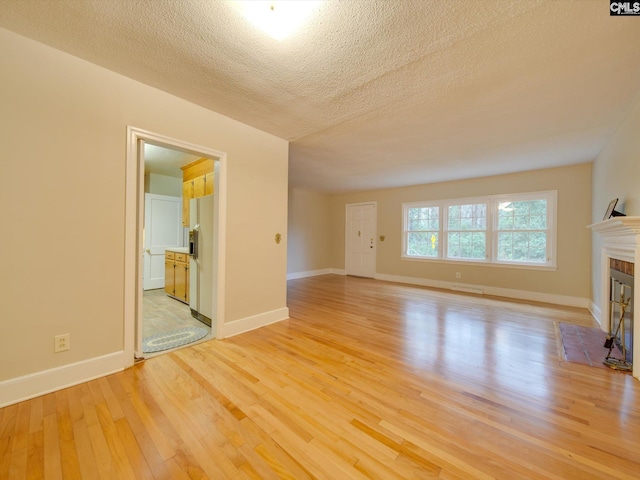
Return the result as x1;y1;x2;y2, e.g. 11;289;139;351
231;1;322;41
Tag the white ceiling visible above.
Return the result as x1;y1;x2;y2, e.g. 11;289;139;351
144;144;201;178
1;0;639;193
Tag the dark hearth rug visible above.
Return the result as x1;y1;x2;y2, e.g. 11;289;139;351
558;323;610;369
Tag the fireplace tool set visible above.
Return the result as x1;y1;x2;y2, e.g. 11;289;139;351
604;289;632;371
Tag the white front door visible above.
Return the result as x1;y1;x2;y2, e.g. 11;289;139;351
143;193;183;290
345;203;376;278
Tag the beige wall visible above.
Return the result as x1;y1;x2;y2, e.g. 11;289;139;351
145;172;182;197
327;163;592;299
287;188;332;274
591;92;640;311
0;28;288;382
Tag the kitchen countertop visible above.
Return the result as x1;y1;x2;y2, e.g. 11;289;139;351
166;247;189;254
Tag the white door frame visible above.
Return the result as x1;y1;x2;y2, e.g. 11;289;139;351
344;202;377;278
124;126;227;362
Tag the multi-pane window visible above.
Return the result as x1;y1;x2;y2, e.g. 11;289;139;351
496;199;548;264
402;191;556;268
406;205;439;258
447;203;487;260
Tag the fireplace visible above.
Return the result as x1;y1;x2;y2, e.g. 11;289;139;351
589;216;640;380
608;259;633;366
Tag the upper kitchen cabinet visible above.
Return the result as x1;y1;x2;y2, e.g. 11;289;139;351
181;158;214;226
205;172;214;196
194;175;206;198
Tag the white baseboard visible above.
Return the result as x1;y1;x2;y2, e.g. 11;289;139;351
451;284;485;295
287;268;345;280
222;307;290;338
589;301;603;327
484;285;589;308
374;273;450;290
287;268;333;280
0;351;126;408
374;273;589;308
289;270;589;308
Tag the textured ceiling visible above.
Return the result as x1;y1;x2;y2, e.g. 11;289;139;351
1;0;639;192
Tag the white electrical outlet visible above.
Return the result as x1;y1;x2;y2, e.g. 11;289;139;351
54;333;70;353
455;272;461;279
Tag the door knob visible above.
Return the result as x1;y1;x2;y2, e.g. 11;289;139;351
145;249;151;254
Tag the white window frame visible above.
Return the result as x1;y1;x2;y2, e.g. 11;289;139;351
491;191;557;268
402;190;557;269
444;199;490;263
403;201;442;259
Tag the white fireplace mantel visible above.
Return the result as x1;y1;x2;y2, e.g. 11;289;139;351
588;216;640;238
588;216;640;379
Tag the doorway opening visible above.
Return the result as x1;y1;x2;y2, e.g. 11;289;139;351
125;127;227;362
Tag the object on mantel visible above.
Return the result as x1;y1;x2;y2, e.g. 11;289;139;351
603;198;626;220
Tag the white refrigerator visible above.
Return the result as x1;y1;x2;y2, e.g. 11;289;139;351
188;195;214;326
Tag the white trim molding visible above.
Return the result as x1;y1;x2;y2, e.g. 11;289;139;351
287;268;340;280
588;216;640;380
589;217;640;238
374;273;589;308
288;270;587;307
0;352;125;408
589;301;602;327
222;307;290;338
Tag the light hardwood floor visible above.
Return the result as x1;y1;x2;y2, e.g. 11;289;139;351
2;275;639;479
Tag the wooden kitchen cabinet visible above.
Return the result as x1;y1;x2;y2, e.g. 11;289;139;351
174;253;189;303
205;172;214;195
193;172;214;198
165;250;189;304
164;251;175;296
181;158;214;227
182;180;194;227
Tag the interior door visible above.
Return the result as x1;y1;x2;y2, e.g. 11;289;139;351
143;193;183;290
345;203;376;278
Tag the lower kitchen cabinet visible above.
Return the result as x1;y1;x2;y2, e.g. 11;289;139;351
165;250;189;304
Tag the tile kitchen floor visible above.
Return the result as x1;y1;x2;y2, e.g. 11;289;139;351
143;288;212;339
